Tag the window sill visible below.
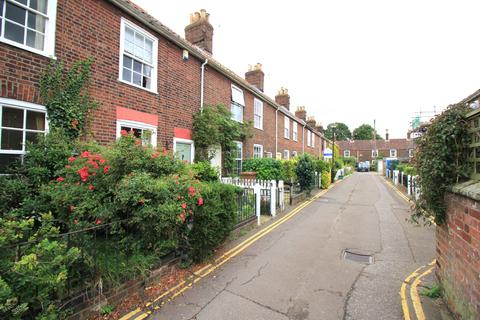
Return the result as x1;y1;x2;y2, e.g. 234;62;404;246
254;126;263;131
0;38;56;60
118;79;158;95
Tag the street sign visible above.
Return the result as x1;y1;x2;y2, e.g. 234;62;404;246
324;148;332;159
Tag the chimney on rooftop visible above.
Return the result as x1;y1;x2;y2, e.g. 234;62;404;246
385;129;389;141
306;116;316;128
245;63;264;92
295;106;306;121
275;87;290;110
185;9;213;54
315;122;324;133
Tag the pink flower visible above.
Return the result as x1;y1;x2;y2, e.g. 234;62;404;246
73;219;78;225
81;151;91;158
181;203;187;209
177;195;181;200
68;156;76;163
188;186;196;196
77;166;89;182
88;184;95;190
99;158;106;164
197;198;204;206
65;165;71;169
56;177;65;182
175;181;179;185
103;166;110;174
95;218;102;225
120;129;128;136
179;213;186;222
69;205;75;213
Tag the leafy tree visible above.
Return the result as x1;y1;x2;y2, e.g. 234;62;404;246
352;124;382;140
324;123;351;141
295;154;315;195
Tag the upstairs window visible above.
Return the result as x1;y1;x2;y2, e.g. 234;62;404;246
344;150;350;157
254;98;263;130
307;131;311;147
119;18;158;92
284;116;290;139
253;144;263;158
372;149;378;158
231;85;244;123
312;133;315;147
0;0;57;56
293;121;298;141
0;98;48;172
390;149;397;158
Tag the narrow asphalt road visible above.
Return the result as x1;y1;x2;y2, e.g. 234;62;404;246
150;173;435;320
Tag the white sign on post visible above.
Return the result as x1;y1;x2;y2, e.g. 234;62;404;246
324;148;333;159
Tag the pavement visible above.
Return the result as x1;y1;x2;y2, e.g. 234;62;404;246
129;172;438;320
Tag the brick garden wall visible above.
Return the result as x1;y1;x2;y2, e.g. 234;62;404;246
436;192;480;319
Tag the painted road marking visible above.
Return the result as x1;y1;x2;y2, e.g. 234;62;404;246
120;179;345;320
400;265;425;320
410;260;436;320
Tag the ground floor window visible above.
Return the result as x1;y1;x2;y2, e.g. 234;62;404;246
265;152;272;158
173;138;194;163
233;141;243;175
253;144;263;158
408;149;414;157
116;119;157;146
283;150;290;160
292;151;298;158
372;149;378;158
0;98;48;172
344;150;350;157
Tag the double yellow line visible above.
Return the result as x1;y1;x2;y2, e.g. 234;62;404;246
120;181;341;320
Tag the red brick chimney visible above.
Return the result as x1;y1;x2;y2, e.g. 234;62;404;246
295;106;306;121
315;122;324;133
185;9;213;54
385;129;389;141
245;63;264;92
275;87;290;110
306;116;316;128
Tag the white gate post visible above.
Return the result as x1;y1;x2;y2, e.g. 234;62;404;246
254;183;261;225
407;175;411;196
270;180;277;217
278;180;284;211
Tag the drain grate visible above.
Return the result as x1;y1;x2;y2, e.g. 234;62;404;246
343;250;374;264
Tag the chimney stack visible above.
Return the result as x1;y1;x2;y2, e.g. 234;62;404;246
185;9;214;54
385;129;389;141
315;122;324;133
306;116;316;128
245;63;264;92
295;106;306;121
275;87;290;110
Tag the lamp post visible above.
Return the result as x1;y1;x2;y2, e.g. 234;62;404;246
331;123;337;182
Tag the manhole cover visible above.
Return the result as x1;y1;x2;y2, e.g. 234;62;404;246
343;250;374;264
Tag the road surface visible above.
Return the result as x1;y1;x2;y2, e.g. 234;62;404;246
149;172;435;320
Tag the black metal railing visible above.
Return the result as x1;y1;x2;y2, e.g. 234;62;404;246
235;188;256;227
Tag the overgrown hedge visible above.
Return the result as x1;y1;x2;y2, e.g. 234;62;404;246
0;131;238;319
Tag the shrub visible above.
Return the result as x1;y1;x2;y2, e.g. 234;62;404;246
321;170;331;189
295;154;315;194
342;156;357;168
281;159;297;183
190;161;219;182
242;158;284;180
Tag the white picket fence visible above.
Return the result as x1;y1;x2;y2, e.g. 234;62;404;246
221;177;285;225
385;169;420;200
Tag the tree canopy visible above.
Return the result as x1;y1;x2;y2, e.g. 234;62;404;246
324;123;351;141
352;124;382;140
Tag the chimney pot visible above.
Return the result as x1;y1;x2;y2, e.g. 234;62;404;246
275;87;290;110
245;62;265;92
295;106;307;121
185;9;214;54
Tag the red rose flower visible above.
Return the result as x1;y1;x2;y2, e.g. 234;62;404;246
99;158;106;164
188;186;196;196
56;177;65;182
179;213;186;222
77;166;89;182
197;198;204;206
69;205;75;213
120;129;128;136
103;166;110;174
81;151;91;158
68;156;76;163
95;218;102;225
177;195;181;200
181;203;187;209
88;184;95;190
65;165;71;169
151;152;160;159
175;181;179;185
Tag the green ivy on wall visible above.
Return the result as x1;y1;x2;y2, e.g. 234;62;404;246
40;57;97;138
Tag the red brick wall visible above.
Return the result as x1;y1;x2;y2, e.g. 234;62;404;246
436;193;480;319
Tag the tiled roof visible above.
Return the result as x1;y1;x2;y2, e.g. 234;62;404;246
108;0;328;141
337;139;414;151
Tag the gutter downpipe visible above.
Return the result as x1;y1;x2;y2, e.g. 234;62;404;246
302;124;306;153
200;59;208;112
275;109;278;157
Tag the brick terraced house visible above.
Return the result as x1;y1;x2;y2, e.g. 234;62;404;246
337;131;415;163
0;0;326;173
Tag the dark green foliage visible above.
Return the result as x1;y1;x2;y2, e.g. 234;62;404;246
242;158;284;180
192;105;252;174
324;122;352;141
413;104;469;225
342;156;357;167
352;124;382;140
190;161;219;182
295;154;315;194
40;58;97;138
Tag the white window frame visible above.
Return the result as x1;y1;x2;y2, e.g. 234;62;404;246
233;141;243;175
283;150;290;160
344;150;350;157
284;116;290;139
390;149;397;158
372;149;378;158
265;151;272;158
119;18;158;93
292;151;298;158
253;98;263;130
276;152;282;160
231;85;244;123
173;137;195;163
253;144;263;158
0;0;58;57
0;98;48;168
293;121;298;141
312;133;315;147
409;148;414;157
116;119;157;147
307;131;311;147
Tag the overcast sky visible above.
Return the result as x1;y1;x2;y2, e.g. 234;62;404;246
132;0;480;138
